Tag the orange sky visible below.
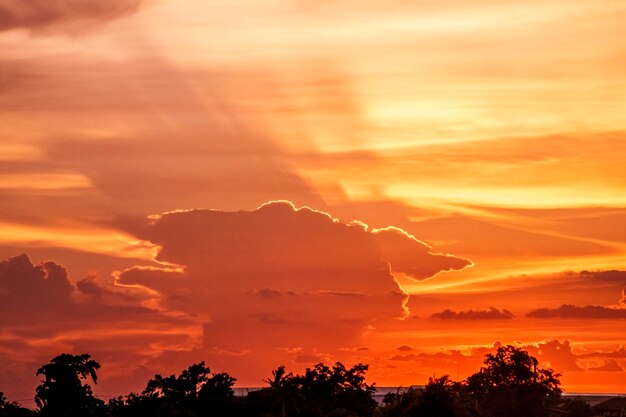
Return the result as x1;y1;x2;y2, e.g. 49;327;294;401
1;0;625;403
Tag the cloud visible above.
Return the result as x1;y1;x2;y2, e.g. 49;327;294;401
76;275;108;298
580;270;626;284
588;360;624;372
0;254;190;328
579;347;626;359
0;253;73;314
527;304;626;319
0;253;194;400
373;226;471;278
294;354;325;364
255;288;297;298
528;340;582;372
395;345;416;351
580;271;626;308
431;307;514;320
117;201;470;369
0;0;141;33
386;340;584;378
389;354;418;361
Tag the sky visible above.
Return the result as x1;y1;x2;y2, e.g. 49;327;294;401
1;0;625;403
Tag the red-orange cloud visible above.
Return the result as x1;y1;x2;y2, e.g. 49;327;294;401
117;201;471;367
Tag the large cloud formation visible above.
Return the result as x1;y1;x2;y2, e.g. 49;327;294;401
118;201;471;354
0;202;472;397
0;0;141;33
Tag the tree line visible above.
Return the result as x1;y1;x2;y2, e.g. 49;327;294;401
0;345;594;417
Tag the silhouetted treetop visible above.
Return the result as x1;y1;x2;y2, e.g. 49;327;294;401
466;344;561;396
35;353;104;417
465;345;562;417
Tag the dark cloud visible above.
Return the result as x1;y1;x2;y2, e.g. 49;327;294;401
255;288;297;298
431;307;514;320
314;290;366;298
0;253;194;400
404;269;626;321
389;354;418;361
579;347;626;359
579;271;626;308
0;254;189;327
0;0;141;33
580;270;626;284
395;345;416;351
294;354;325;364
527;304;626;319
0;253;73;314
76;275;106;297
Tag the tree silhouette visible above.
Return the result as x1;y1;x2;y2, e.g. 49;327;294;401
0;392;36;417
263;366;295;417
258;362;377;417
34;353;105;417
142;361;211;406
112;362;238;417
198;372;237;415
415;375;471;417
378;376;474;417
0;349;598;417
465;345;561;417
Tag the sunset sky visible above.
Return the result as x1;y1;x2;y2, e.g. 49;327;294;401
1;0;626;403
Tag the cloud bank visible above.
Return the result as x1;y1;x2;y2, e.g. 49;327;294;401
431;307;514;320
0;253;192;399
527;304;626;319
0;0;141;33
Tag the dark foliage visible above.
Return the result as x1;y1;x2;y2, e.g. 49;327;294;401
35;353;105;417
109;361;240;417
464;345;562;417
249;362;377;417
377;376;475;417
0;392;37;417
0;346;599;417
